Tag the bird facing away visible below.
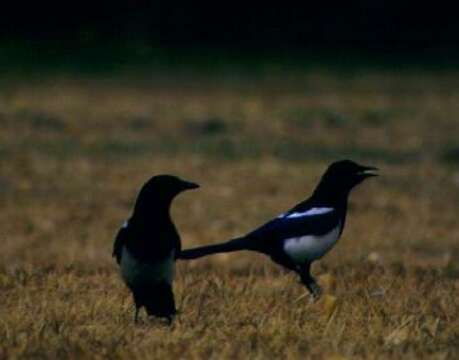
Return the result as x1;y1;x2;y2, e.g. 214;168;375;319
113;175;199;323
178;160;377;297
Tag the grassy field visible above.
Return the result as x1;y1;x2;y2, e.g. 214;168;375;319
1;69;459;359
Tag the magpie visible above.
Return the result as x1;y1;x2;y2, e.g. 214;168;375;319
113;175;199;323
178;160;377;297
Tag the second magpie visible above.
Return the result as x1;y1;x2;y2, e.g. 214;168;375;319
178;160;377;297
113;175;199;323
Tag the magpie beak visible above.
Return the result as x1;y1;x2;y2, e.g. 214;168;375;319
182;181;200;190
358;165;379;178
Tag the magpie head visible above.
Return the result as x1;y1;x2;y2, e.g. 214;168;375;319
315;160;378;200
134;175;199;213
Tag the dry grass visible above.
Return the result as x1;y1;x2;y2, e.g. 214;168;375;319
1;71;459;359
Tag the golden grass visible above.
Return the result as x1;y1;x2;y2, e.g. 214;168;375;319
1;71;459;359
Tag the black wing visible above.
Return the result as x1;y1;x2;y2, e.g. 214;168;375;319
113;226;129;264
246;209;339;249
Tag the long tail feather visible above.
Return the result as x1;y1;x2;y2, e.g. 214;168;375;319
144;291;176;319
135;282;176;320
178;237;248;260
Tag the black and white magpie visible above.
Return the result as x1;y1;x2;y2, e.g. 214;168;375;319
113;175;199;323
178;160;377;297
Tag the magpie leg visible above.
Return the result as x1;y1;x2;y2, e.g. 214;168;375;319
299;263;322;299
134;306;140;324
132;291;142;324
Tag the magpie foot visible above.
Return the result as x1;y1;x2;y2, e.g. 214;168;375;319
309;282;322;299
134;306;140;324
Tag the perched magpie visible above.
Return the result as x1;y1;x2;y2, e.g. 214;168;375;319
178;160;377;297
113;175;199;323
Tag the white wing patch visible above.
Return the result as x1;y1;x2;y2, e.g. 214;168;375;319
121;220;129;229
283;207;334;219
283;224;341;263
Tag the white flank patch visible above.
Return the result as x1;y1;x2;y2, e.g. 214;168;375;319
120;247;175;287
121;220;129;229
283;224;341;263
284;207;334;219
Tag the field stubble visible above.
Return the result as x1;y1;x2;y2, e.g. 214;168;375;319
1;72;459;359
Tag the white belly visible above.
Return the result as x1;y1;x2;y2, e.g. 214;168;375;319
120;246;175;287
283;225;341;263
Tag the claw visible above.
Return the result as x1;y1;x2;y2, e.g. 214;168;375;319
310;282;323;298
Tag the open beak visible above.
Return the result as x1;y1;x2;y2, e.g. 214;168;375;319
182;180;200;190
358;165;379;178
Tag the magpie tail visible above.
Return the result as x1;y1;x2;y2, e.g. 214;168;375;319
178;237;249;259
135;282;177;321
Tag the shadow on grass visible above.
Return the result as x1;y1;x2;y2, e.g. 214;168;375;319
15;109;66;131
13;136;420;165
185;117;229;136
285;108;351;129
440;145;459;165
284;107;405;130
272;142;418;164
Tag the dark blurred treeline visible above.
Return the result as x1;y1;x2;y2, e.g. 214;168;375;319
1;2;457;51
1;2;458;74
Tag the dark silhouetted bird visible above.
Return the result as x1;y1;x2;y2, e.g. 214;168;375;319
113;175;199;323
178;160;377;297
